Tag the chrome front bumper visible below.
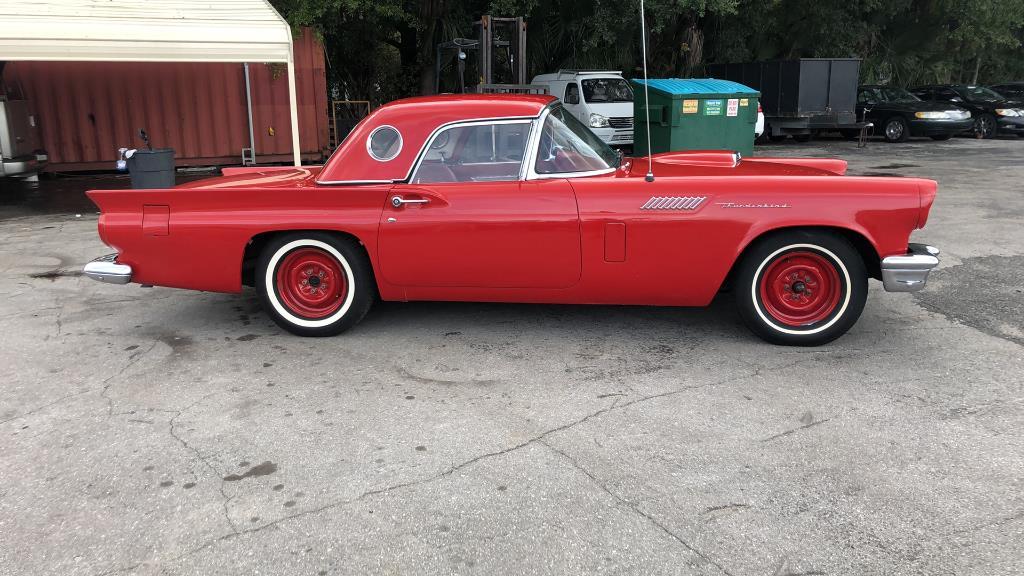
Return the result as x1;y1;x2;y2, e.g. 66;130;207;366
881;244;940;292
83;254;133;284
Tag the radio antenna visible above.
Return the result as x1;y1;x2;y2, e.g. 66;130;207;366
639;0;654;182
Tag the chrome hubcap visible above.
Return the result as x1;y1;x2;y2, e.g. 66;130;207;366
886;121;903;139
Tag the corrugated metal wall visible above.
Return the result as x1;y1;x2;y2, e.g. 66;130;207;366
3;29;329;171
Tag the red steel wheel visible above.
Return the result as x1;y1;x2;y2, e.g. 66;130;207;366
758;250;843;327
274;247;348;319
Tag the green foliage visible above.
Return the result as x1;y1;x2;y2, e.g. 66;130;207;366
272;0;1024;102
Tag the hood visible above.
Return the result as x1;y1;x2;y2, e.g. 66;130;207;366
586;101;634;117
625;151;847;178
175;166;322;190
967;97;1024;109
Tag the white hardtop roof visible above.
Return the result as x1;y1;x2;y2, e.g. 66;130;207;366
0;0;293;63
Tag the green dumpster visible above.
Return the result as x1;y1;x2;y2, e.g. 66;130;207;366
632;78;760;157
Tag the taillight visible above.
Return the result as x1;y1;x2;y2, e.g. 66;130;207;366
757;103;762;113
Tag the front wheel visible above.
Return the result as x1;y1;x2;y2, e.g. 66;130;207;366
883;117;909;142
734;231;868;346
257;232;375;337
976;113;998;139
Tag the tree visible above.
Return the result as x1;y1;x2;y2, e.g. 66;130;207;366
271;0;1024;102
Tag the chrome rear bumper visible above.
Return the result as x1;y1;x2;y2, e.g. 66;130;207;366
881;244;939;292
83;254;132;284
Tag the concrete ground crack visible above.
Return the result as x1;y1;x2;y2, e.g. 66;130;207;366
167;392;239;535
100;341;159;417
761;418;832;442
541;439;735;576
0;388;94;426
91;370;754;575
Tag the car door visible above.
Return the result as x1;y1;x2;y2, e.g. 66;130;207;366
563;82;584;121
377;119;582;289
856;88;876;124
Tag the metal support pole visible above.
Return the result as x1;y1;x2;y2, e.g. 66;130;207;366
517;17;527;85
287;58;301;167
243;63;256;165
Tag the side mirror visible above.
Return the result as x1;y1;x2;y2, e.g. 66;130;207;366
949;96;963;102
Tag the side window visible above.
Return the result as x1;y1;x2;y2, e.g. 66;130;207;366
857;89;873;105
564;83;580;105
936;88;957;101
367;125;402;161
535;107;618;175
913;88;932;100
412;122;531;184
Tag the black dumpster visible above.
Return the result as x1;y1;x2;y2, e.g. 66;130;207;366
706;58;864;140
127;148;175;189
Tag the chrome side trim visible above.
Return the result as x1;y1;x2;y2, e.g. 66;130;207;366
314;180;395;186
641;196;707;210
83;254;133;285
880;243;940;292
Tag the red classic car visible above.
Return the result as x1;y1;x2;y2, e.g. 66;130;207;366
83;94;939;346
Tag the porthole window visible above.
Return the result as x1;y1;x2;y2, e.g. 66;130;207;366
366;125;402;161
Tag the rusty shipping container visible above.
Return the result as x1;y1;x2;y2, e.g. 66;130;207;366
2;29;329;171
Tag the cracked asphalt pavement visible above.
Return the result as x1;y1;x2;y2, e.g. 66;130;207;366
1;136;1022;575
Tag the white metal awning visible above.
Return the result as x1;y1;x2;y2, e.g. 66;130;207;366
0;0;302;165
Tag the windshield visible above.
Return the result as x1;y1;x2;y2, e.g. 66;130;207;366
961;86;1004;101
860;87;920;103
581;78;634;103
878;87;920;102
535;106;619;174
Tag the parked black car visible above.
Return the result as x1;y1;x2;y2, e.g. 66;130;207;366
850;85;973;142
910;84;1024;138
990;82;1024;100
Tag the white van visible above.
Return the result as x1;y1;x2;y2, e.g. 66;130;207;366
530;70;634;146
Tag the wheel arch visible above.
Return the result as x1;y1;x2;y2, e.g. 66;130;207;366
241;229;376;291
720;225;881;292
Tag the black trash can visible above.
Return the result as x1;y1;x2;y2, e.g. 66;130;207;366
127;148;175;189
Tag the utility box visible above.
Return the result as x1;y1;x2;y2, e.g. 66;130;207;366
127;148;175;189
632;78;759;156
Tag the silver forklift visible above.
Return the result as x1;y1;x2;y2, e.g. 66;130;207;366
1;62;48;179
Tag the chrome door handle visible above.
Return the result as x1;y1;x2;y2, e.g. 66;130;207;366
391;196;429;208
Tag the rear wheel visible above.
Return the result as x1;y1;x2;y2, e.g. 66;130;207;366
257;232;375;337
883;117;909;142
734;230;868;346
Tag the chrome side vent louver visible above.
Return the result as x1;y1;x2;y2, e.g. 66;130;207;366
640;196;707;210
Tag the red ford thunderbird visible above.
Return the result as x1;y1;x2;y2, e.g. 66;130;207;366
84;94;939;346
